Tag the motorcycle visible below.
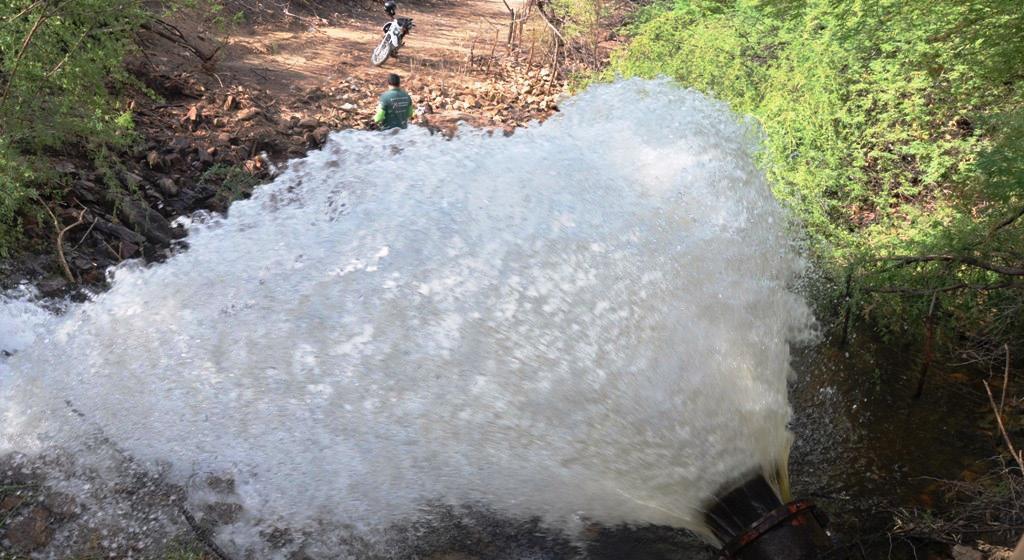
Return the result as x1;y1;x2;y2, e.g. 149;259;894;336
371;16;414;66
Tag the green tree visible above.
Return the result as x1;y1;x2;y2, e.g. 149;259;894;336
607;0;1024;361
0;0;148;255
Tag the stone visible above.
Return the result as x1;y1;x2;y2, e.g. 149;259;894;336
43;491;78;519
119;170;145;190
0;494;25;512
312;126;330;145
236;107;262;122
157;177;179;197
297;116;319;130
117;199;178;245
952;545;983;560
37;275;68;297
146;150;162;169
201;501;243;526
339;103;356;111
72;179;100;203
120;242;140;258
206;474;235;494
182;104;202;129
223;95;237;111
199;149;215;165
6;505;53;552
93;218;146;245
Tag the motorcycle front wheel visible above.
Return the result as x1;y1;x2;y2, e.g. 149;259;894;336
371;37;392;66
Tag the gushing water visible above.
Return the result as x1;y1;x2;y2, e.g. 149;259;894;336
0;79;813;555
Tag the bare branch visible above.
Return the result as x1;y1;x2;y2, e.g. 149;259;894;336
873;254;1024;276
988;205;1024;239
859;281;1016;295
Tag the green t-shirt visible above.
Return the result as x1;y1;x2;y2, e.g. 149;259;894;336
374;88;414;130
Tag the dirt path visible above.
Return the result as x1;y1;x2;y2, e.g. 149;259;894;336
140;0;561;138
218;0;516;94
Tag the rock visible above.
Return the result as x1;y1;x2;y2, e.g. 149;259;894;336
182;104;202;129
0;495;25;512
157;177;179;197
71;255;96;271
117;199;178;245
206;475;235;494
297;116;319;130
952;545;983;560
93;218;146;246
213;117;227;127
199;149;215;165
223;95;237;111
236;107;262;122
6;505;53;552
339;103;356;111
146;150;162;169
119;242;140;258
119;170;145;190
312;126;330;145
43;491;78;519
72;179;100;203
201;501;242;526
53;161;76;174
37;275;68;297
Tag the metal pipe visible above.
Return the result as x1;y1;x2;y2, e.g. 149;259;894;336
705;474;832;560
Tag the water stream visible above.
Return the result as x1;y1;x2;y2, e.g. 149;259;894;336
1;79;818;557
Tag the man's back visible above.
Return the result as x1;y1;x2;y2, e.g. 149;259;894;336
377;88;413;129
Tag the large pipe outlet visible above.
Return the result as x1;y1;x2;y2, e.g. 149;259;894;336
705;474;832;560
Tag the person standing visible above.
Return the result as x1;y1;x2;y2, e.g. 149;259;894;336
373;73;414;130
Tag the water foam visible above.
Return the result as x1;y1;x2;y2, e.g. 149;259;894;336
0;79;813;552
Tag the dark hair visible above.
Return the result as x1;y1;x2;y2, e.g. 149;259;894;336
388;73;401;87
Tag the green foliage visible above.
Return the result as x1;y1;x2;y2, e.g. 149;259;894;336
608;0;1024;357
0;0;149;255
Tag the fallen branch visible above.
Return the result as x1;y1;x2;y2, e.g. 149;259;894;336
55;208;87;283
983;347;1024;475
180;506;233;560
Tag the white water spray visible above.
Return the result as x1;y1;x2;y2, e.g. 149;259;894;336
1;79;813;554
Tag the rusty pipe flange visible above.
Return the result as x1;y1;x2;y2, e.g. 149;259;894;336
718;499;831;560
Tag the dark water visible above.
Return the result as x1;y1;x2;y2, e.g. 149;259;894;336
787;334;995;559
